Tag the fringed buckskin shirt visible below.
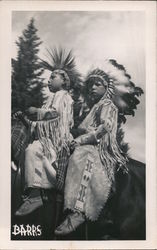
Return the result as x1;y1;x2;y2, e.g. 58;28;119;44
64;94;127;221
25;90;73;189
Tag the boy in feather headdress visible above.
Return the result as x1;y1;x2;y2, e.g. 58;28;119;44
15;48;80;216
55;60;143;236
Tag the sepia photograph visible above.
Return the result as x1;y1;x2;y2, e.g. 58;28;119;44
0;1;156;249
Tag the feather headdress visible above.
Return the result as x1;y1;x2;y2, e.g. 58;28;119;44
85;68;115;98
103;59;144;123
40;47;81;90
84;68;115;109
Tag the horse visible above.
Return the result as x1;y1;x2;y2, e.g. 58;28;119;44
11;156;145;240
86;157;146;240
11;103;145;240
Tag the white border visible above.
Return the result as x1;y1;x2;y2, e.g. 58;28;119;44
0;1;156;249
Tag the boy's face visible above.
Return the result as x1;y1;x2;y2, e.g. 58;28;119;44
90;79;107;101
48;71;64;92
40;85;50;99
40;84;51;100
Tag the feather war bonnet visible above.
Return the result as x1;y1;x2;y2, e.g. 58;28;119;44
103;59;144;123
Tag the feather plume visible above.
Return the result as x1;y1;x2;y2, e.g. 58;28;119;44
40;47;81;89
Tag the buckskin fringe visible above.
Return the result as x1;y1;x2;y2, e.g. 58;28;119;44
35;91;73;163
35;117;61;161
99;105;127;181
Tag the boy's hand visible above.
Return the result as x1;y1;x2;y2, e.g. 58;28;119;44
70;140;80;153
26;107;37;115
12;111;23;119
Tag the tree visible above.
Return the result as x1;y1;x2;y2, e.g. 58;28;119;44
12;18;44;113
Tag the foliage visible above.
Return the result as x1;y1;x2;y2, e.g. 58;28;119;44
12;18;44;113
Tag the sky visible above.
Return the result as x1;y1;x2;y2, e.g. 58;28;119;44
12;11;145;162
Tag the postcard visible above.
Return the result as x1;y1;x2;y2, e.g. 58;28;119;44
0;1;156;249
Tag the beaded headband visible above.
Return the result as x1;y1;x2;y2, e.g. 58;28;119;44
86;74;108;86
